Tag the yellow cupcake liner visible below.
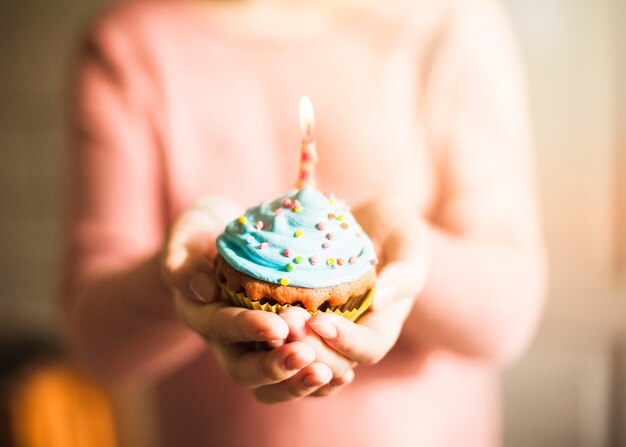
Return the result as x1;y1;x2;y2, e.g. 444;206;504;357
219;283;374;322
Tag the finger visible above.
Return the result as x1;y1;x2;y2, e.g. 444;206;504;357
163;245;219;304
187;267;220;304
252;362;333;404
163;202;238;303
214;341;315;388
308;300;413;365
373;212;431;309
174;294;289;343
310;368;355;398
329;367;355;387
372;257;426;310
356;200;429;310
167;202;235;259
299;331;355;377
266;339;285;349
308;313;385;365
279;306;311;341
351;195;425;258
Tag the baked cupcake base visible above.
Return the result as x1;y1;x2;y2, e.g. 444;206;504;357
219;282;373;322
215;255;375;321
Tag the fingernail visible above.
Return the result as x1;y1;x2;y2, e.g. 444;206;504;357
188;273;214;303
267;339;285;349
288;319;307;341
303;375;322;388
284;354;302;371
309;322;338;340
328;370;354;387
257;330;285;341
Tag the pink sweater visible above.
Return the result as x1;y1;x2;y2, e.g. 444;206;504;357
63;1;546;446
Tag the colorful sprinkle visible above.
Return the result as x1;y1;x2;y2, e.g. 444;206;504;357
326;233;334;240
301;151;312;162
326;258;335;266
328;213;336;220
337;258;345;266
327;193;336;206
340;222;349;230
294;230;303;238
370;258;379;266
309;255;319;265
294;256;304;264
259;242;269;250
337;215;344;221
322;242;331;249
238;216;247;225
286;264;294;272
316;222;326;231
282;198;292;207
349;256;357;265
292;200;301;209
299;170;310;181
283;248;293;257
280;277;289;286
293;206;303;213
255;221;264;230
275;208;284;216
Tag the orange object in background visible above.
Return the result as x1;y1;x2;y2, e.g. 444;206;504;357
4;362;117;447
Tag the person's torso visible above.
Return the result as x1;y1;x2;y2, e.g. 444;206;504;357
106;2;499;445
141;1;441;217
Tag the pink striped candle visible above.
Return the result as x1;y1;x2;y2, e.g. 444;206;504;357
295;96;318;189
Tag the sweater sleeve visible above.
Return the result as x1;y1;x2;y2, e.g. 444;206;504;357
61;15;204;383
408;0;547;365
66;13;167;288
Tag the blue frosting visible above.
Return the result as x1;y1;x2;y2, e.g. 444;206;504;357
217;188;377;288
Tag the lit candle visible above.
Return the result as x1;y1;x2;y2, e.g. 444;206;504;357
295;96;318;189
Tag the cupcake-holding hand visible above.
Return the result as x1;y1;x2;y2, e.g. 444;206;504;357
301;196;430;369
162;182;546;403
163;197;358;403
270;196;430;400
163;194;430;403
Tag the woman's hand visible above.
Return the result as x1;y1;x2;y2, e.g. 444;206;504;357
162;197;342;403
308;196;431;366
277;306;356;398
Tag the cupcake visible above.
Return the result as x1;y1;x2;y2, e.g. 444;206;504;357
214;96;377;321
215;188;377;321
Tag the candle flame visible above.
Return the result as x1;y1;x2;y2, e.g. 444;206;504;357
299;96;315;137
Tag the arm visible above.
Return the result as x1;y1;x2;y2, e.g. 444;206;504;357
163;204;358;403
309;0;546;367
62;19;350;396
60;18;202;383
409;0;546;364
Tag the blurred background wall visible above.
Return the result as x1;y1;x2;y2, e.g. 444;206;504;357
0;0;102;335
0;0;624;446
503;0;626;445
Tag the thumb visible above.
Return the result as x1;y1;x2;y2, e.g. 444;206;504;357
164;246;219;304
163;196;242;304
188;264;220;304
372;217;432;310
372;259;427;310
